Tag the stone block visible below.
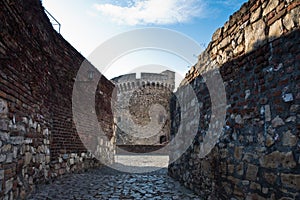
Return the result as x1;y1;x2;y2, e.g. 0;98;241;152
233;185;244;197
282;152;296;169
0;119;8;131
54;164;60;170
228;164;235;174
269;20;284;41
234;146;243;160
24;152;32;165
39;154;45;163
2;144;12;152
69;158;75;165
259;151;296;169
5;178;13;194
263;0;279;16
37;124;41;133
250;182;261;191
0;170;4;180
282;130;297;146
290;104;299;113
5;153;13;163
290;6;300;26
283;13;295;31
251;6;261;23
264;105;271;122
245;19;266;53
212;28;222;41
246;164;258;181
236;163;244;176
222;182;232;194
0;154;6;162
0;98;8;117
242;180;249;185
12;147;17;159
24;139;32;144
264;172;277;184
218;37;231;49
28;176;33;185
227;176;240;185
20;189;26;199
17;124;26;133
233;44;244;56
285;116;296;123
10;136;24;145
281;174;300;190
271;116;284;127
262;187;268;194
43;128;49;136
266;134;275;147
235;115;244;124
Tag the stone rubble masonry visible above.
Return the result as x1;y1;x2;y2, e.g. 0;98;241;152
169;0;299;199
0;0;115;199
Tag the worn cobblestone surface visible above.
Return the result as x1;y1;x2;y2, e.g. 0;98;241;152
28;164;202;200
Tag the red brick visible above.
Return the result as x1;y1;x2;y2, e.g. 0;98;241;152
279;78;289;86
268;9;286;26
287;1;300;11
242;13;250;22
267;10;276;20
250;1;260;12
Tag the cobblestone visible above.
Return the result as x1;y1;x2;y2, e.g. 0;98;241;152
29;164;202;200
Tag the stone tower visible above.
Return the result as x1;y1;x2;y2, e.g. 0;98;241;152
111;70;175;146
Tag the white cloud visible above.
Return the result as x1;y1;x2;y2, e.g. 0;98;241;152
213;0;247;9
94;0;206;26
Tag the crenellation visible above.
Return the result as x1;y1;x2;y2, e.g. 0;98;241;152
113;71;175;93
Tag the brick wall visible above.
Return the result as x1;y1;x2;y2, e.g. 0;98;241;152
169;0;299;199
0;0;115;199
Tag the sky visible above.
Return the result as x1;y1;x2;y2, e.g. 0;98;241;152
42;0;247;84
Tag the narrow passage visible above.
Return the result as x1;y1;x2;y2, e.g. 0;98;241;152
29;156;202;200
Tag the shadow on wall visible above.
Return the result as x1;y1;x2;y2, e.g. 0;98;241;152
168;28;300;199
0;0;115;199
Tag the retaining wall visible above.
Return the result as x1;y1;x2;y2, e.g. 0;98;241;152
168;0;300;199
0;0;115;199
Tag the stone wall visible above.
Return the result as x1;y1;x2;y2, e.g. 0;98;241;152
116;145;169;155
169;0;300;199
0;0;115;199
112;71;175;146
113;71;175;91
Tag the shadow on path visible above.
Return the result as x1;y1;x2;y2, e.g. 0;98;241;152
29;164;202;200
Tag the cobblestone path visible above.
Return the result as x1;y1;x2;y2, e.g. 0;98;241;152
29;164;202;200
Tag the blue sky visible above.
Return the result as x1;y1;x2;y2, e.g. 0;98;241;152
42;0;247;81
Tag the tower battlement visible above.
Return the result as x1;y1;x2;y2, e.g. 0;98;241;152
112;70;175;93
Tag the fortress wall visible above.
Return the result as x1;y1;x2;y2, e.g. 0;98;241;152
169;0;300;199
112;71;175;146
0;0;115;198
